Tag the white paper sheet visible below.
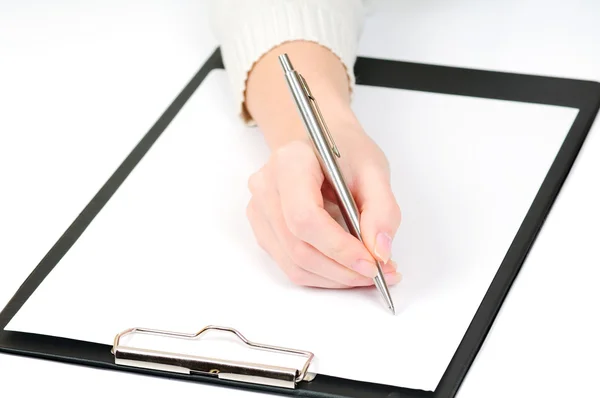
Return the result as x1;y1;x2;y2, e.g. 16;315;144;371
5;69;578;390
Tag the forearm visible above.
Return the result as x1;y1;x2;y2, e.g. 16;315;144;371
245;40;358;151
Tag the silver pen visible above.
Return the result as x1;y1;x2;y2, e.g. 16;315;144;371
278;53;396;315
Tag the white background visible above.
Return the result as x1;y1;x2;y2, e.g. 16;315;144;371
1;1;599;397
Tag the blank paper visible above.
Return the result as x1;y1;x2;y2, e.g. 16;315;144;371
5;69;578;390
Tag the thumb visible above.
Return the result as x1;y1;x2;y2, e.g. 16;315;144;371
355;164;401;266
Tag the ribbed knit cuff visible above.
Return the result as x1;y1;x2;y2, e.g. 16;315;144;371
217;1;364;126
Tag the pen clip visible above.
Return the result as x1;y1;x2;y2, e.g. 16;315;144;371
298;74;341;158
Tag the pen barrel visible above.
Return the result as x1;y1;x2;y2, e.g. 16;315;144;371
280;53;395;313
281;70;363;241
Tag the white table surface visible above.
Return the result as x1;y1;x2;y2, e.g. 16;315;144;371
1;1;598;397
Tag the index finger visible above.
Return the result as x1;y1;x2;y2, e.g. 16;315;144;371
274;143;379;278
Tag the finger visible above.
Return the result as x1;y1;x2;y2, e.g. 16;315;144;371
322;199;348;233
273;142;381;278
354;162;402;265
382;259;398;274
251;163;376;287
324;186;398;274
245;197;349;289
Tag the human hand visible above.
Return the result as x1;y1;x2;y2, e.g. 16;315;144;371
242;40;401;288
246;124;402;288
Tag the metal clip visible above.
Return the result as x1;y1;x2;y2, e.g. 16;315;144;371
298;74;341;158
112;325;315;389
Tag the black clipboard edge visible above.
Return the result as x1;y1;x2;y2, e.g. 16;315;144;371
354;56;600;109
435;100;600;398
0;331;429;398
1;47;599;398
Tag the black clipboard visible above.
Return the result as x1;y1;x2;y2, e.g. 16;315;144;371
1;48;599;398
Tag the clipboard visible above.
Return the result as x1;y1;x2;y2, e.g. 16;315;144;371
1;47;599;398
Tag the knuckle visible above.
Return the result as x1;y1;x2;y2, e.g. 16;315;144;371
286;268;307;286
249;226;266;253
247;170;266;195
287;207;316;237
245;202;268;252
256;233;274;256
245;201;254;220
328;235;347;261
273;146;292;168
255;235;268;253
390;201;402;226
378;191;402;228
288;241;311;266
342;274;366;287
246;200;262;222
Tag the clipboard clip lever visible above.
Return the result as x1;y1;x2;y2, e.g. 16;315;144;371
112;325;316;389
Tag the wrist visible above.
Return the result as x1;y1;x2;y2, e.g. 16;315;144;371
245;40;360;150
268;108;365;152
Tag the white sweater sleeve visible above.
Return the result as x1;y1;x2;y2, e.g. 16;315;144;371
208;0;370;125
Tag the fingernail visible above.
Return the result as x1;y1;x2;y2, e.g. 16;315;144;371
384;271;402;285
381;260;398;273
351;259;377;278
374;232;393;263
